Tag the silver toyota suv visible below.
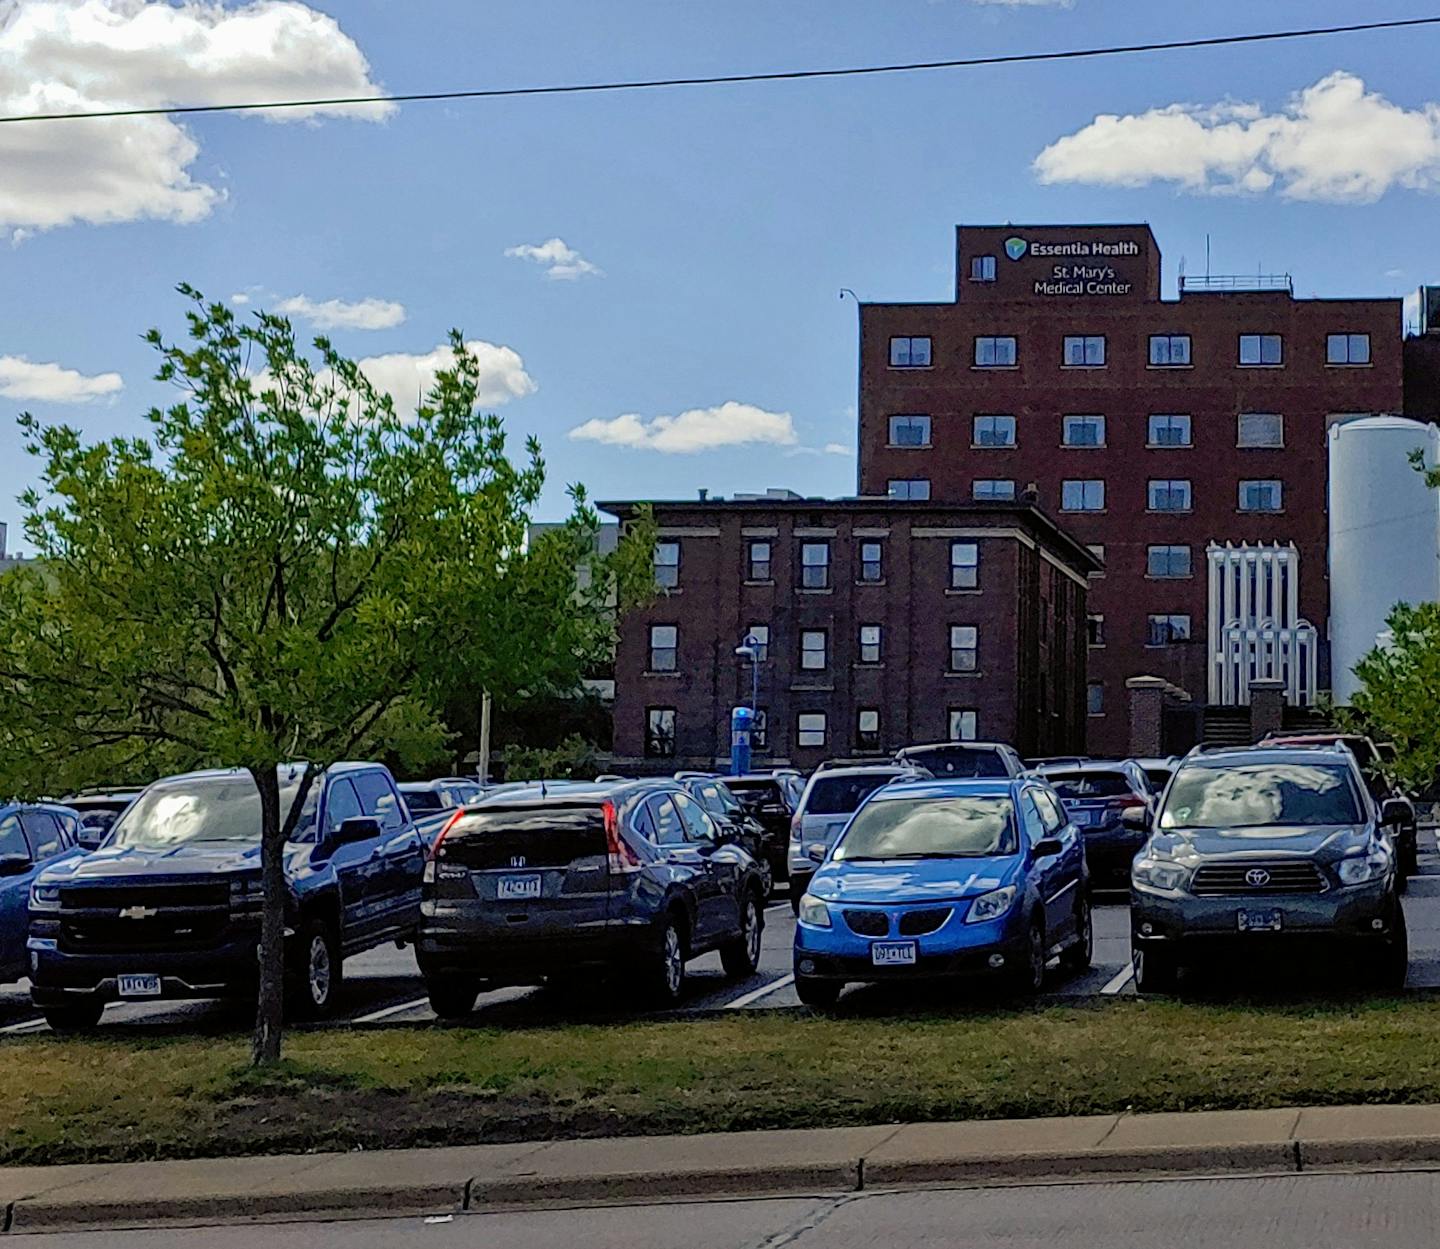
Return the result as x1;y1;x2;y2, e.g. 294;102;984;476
1129;745;1409;994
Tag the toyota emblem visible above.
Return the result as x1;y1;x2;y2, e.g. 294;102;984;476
1244;868;1271;888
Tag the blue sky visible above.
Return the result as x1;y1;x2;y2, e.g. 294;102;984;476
1;0;1439;535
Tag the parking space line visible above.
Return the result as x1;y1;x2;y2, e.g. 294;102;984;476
1100;963;1135;995
723;973;794;1009
353;996;430;1024
0;1018;48;1035
765;902;790;915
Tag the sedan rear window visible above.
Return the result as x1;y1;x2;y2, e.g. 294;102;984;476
403;790;444;813
804;774;897;816
1046;772;1132;800
1160;763;1361;830
898;746;1008;778
834;796;1016;860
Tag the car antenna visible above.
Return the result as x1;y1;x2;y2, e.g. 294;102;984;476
540;780;547;798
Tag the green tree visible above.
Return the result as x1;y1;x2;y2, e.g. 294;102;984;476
1350;601;1440;791
0;287;653;1063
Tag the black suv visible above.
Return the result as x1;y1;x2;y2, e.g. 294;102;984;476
417;780;767;1016
720;773;798;884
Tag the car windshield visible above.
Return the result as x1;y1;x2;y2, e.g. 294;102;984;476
1160;763;1362;830
898;747;1008;778
111;772;308;849
1046;771;1132;800
804;774;897;816
834;795;1017;860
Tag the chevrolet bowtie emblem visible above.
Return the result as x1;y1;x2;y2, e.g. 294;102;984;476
118;905;158;920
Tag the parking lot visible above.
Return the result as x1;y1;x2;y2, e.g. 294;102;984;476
2;828;1437;1037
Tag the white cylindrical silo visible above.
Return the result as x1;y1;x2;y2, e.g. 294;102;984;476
1328;415;1440;703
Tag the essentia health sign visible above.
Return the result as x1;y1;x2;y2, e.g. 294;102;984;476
1004;236;1140;297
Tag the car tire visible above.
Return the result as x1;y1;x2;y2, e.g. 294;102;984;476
40;1001;104;1033
721;892;764;979
756;859;774;900
286;919;342;1020
794;975;841;1011
1060;895;1094;975
426;977;480;1020
1375;902;1409;993
1008;919;1047;996
1134;946;1178;994
647;912;688;1005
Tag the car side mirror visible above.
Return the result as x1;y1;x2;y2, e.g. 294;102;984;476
0;854;32;877
806;842;827;864
76;830;104;851
1121;807;1152;832
1033;837;1064;859
1380;798;1409;827
332;816;382;847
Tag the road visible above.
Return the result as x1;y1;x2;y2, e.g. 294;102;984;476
3;831;1437;1035
18;1169;1440;1247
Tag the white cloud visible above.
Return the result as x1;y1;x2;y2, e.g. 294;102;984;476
275;295;407;331
824;443;852;456
504;237;603;280
0;0;392;231
1035;72;1440;204
569;402;797;454
0;354;122;402
229;292;251;306
350;341;536;413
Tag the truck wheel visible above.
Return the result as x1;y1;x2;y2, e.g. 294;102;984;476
41;1001;104;1033
287;919;342;1019
720;892;763;979
794;975;841;1011
646;913;688;1005
426;977;480;1020
1060;895;1094;975
1134;947;1178;994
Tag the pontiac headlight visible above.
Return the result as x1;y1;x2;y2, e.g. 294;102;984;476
966;886;1017;924
797;895;832;928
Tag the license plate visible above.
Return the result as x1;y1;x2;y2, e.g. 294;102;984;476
1237;909;1283;933
497;874;542;900
871;941;918;967
117;974;162;997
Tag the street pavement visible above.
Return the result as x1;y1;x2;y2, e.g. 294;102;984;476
17;1169;1440;1248
2;830;1437;1035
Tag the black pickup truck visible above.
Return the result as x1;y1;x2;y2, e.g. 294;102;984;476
28;762;424;1031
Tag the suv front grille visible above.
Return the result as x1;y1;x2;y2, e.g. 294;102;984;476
1190;861;1328;896
843;910;890;938
898;908;953;937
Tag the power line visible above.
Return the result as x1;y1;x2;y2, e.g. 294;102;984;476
1;15;1437;125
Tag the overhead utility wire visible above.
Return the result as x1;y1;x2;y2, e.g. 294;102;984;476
0;15;1437;125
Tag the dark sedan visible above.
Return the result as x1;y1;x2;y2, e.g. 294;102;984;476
1039;760;1156;887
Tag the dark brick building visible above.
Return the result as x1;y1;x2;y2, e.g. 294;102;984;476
603;498;1097;770
860;225;1404;753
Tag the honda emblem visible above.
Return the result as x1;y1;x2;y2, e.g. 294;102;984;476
509;855;527;869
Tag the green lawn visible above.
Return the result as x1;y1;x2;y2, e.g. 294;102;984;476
6;998;1440;1165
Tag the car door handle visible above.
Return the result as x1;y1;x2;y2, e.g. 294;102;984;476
369;849;385;861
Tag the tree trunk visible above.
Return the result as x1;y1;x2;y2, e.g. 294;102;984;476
251;765;286;1066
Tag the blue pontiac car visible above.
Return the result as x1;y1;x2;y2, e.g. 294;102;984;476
792;777;1090;1007
1;804;88;986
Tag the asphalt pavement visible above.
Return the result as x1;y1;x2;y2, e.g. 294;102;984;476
17;1169;1440;1248
2;830;1437;1035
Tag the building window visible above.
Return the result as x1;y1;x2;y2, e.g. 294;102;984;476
653;541;679;589
949;709;978;742
974;336;1018;367
888;414;931;447
1148;479;1192;512
973;479;1016;502
973;415;1016;447
890;336;932;368
1149;334;1192;366
645;708;677;757
856;708;881;751
744;623;769;662
747;541;772;582
1087;614;1105;647
1088;683;1105;717
970;255;997;283
1087;544;1105;576
949;625;978;673
1147;545;1192;578
859;624;882;664
950;541;979;590
1063;335;1106;367
858;541;884;583
1147;614;1193;646
1239;334;1283;366
800;542;830;589
1062;415;1105;447
1327;333;1371;365
797;712;827;748
800;629;827;671
888;478;931;500
1239;479;1284;512
752;708;768;750
1148;414;1192;447
1238;412;1284;448
1061;480;1105;512
648;625;678;672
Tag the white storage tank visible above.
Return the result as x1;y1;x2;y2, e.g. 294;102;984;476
1328;415;1440;703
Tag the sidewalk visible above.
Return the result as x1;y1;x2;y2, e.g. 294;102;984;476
9;1103;1440;1232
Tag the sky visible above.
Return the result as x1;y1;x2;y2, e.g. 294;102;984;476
2;0;1440;536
